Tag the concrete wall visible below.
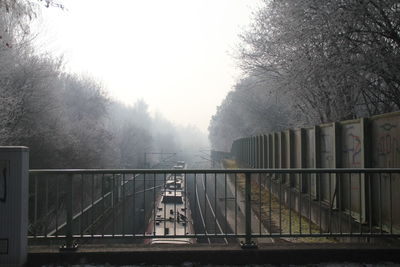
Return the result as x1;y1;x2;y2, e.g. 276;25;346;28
230;111;400;234
370;113;400;232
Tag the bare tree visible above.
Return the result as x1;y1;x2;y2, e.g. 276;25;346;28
238;0;400;124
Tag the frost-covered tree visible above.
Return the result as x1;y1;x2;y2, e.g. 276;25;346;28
238;0;400;123
209;75;292;151
0;0;207;169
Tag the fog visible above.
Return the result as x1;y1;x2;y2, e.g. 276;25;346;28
32;0;260;132
2;1;230;168
4;0;397;165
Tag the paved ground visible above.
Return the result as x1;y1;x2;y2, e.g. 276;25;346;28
28;243;400;266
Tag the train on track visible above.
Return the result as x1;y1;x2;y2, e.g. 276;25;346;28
145;161;196;245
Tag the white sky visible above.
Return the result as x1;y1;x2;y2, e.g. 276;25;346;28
34;0;261;133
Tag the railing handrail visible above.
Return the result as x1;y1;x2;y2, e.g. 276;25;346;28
29;168;400;174
28;167;400;250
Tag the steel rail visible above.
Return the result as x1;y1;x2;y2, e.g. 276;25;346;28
28;232;400;240
29;168;400;174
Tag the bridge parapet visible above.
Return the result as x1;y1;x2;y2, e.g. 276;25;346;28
28;167;400;251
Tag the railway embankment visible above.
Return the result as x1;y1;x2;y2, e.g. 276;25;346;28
223;159;337;244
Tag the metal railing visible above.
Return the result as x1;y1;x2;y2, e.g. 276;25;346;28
28;168;400;249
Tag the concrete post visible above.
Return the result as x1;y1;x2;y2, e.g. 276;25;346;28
247;138;250;166
263;135;268;169
260;135;265;169
360;118;368;223
287;130;294;186
259;135;263;168
268;134;273;169
334;122;341;209
272;133;277;169
255;136;258;168
313;126;321;199
0;147;29;267
252;137;255;167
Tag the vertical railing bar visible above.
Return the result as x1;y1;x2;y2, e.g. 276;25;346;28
80;174;84;238
112;173;115;237
204;172;207;236
259;173;262;236
269;174;272;236
214;173;217;237
349;172;352;235
174;173;177;236
153;173;156;237
329;172;332;236
101;174;105;238
299;173;304;234
359;172;362;234
379;173;382;234
339;172;342;235
153;173;158;239
289;172;292;236
245;172;252;245
194;173;197;237
163;173;166;236
390;172;393;235
235;173;237;235
318;173;322;235
279;174;282;235
184;172;187;237
91;174;94;237
65;174;74;249
55;175;59;238
122;173;126;237
225;173;227;238
45;175;49;238
34;174;38;239
133;173;136;236
144;173;146;237
368;173;372;234
117;174;120;235
308;173;311;235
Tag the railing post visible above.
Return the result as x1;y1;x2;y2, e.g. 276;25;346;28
241;172;257;249
0;147;29;266
60;174;77;251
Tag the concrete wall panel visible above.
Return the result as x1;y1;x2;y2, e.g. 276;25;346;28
340;120;364;221
305;127;316;198
304;127;315;168
319;124;335;203
231;111;400;234
371;113;400;232
293;129;302;190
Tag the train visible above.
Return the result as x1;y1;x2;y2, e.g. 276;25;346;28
145;161;196;245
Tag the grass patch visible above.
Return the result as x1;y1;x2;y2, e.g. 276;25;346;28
222;159;238;169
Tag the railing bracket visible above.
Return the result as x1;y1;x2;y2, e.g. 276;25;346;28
240;241;258;249
59;243;78;252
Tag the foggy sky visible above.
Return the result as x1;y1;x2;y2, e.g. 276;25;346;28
33;0;261;132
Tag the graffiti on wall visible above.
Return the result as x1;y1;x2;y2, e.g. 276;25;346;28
342;125;362;167
377;123;400;168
